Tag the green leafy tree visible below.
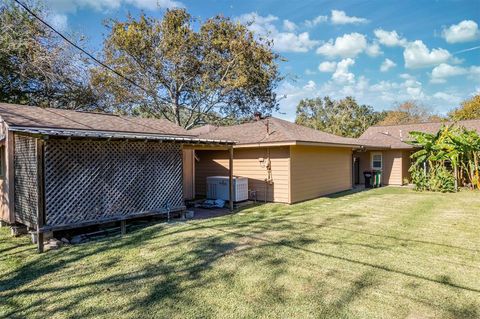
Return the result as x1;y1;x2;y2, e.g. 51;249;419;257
295;96;385;138
0;1;99;110
449;94;480;120
378;101;443;126
91;9;281;128
409;125;480;191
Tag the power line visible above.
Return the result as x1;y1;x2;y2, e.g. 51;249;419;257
12;0;149;94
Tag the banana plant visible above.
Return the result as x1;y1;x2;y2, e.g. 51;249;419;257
408;124;480;191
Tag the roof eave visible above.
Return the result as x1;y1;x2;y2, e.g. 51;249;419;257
234;140;366;149
8;126;234;145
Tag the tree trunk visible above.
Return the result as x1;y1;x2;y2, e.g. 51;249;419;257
454;164;458;192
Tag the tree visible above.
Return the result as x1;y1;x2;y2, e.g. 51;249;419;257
295;96;385;138
378;101;442;125
91;9;281;129
0;1;100;110
408;124;480;191
449;94;480;120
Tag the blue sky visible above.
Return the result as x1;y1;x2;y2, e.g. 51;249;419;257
44;0;480;120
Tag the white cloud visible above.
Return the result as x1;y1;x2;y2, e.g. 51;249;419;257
303;80;317;90
332;58;356;84
330;10;368;25
380;58;396;72
237;13;319;53
370;80;399;92
304;69;317;75
368;73;426;102
316;33;380;58
366;42;382;57
399;73;413;80
273;32;320;52
430;63;480;83
403;40;452;68
283;19;297;32
316;33;367;58
373;29;407;47
304;15;328;27
442;20;479;43
318;61;337;72
430;63;467;83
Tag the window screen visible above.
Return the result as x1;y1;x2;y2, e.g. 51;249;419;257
372;154;382;169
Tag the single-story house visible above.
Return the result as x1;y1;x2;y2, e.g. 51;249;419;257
0;103;232;252
186;116;373;204
355;119;480;185
4;101;479;251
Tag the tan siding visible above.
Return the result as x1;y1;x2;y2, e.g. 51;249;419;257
290;146;352;203
182;149;195;200
195;147;291;203
382;150;403;185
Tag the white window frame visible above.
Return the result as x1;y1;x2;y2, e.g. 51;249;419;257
371;152;383;170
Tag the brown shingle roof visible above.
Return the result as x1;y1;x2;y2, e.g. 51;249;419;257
359;119;480;149
191;117;363;147
0;103;194;136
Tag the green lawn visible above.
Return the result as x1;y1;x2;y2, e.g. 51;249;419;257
1;187;479;319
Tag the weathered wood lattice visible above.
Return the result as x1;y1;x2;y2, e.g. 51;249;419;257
14;135;38;227
43;139;184;228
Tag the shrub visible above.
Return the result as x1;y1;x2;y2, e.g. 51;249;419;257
410;165;455;192
428;166;455;193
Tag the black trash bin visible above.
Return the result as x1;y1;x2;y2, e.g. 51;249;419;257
363;171;373;188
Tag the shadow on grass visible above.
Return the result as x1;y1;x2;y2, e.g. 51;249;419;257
0;224;246;318
1;188;479;318
200;224;480;294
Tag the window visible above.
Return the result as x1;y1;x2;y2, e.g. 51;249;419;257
371;152;382;170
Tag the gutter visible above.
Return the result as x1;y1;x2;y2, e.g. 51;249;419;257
8;126;235;145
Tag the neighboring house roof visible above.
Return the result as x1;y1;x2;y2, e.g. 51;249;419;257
359;119;480;149
0;103;234;144
191;117;365;147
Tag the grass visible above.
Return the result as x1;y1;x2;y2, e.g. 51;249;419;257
1;187;479;319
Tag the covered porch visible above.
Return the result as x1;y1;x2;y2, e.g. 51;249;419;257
182;144;236;212
353;147;413;186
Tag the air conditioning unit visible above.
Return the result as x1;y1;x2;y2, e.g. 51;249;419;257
206;176;248;202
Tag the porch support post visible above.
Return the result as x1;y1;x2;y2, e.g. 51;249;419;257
36;139;45;253
229;146;234;212
120;220;126;235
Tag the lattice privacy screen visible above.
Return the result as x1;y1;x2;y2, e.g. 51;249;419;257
14;135;38;226
44;140;184;227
